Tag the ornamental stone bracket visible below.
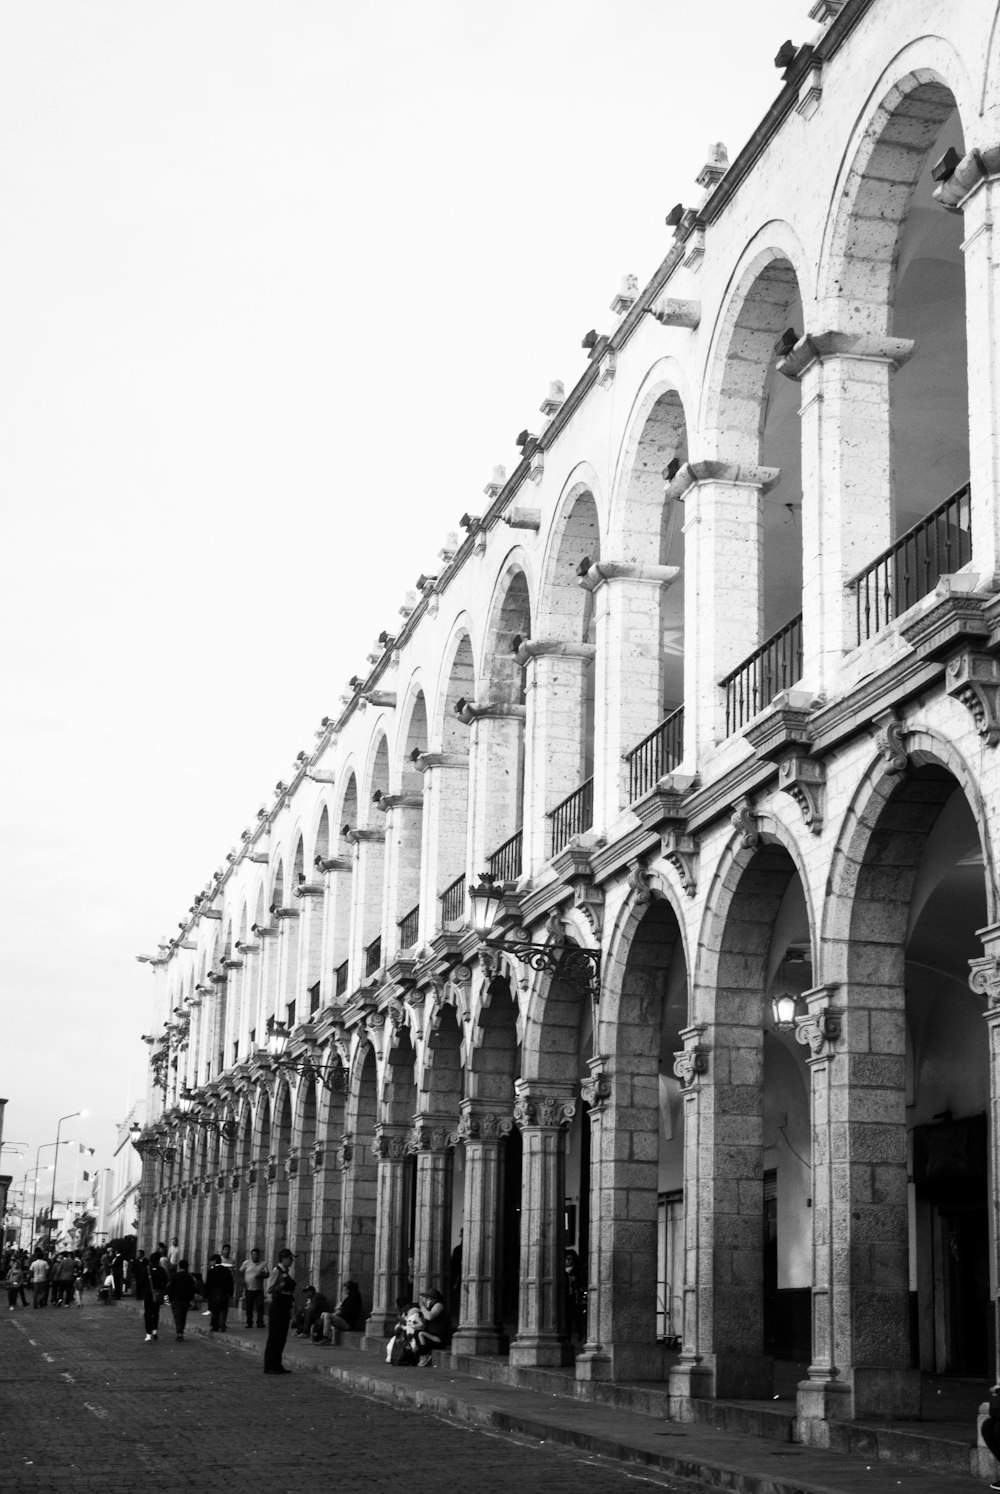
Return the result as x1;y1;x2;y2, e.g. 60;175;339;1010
649;295;700;329
933;143;1000;212
632;775;697;835
794;989;842;1058
626;857;654;905
455;699;526;726
871;707;909;774
970;950;1000;1007
730;795;760;849
945;649;1000;746
514;637;597;668
581;1056;612;1114
898;580;987;661
338;1133;354;1170
778;754;826;834
311;1142;324;1173
284;1149;299;1179
661;828;698;896
673;1024;709;1088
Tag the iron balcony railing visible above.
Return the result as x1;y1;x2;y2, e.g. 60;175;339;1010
364;936;382;978
487;829;522;884
625;706;684;803
722;614;803;736
848;482;972;645
547;777;594;858
334;960;349;998
440;874;466;926
397;903;420;950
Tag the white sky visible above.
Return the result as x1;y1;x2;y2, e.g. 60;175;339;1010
0;0;810;1218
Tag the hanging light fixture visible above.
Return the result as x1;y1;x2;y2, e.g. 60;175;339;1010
770;948;808;1032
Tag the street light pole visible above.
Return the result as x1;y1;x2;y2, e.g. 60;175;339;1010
47;1112;82;1246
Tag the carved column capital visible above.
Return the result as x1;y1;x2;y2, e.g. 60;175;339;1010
455;1100;514;1144
581;1055;612;1115
673;1024;709;1089
512;1083;577;1131
794;986;842;1060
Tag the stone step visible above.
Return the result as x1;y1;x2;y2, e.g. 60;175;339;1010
825;1419;974;1477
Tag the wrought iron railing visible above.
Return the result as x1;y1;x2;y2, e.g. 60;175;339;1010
547;777;594;858
487;829;522;884
334;961;349;998
722;614;803;736
625;706;684;803
440;874;466;926
364;936;382;977
397;904;420;950
848;482;972;644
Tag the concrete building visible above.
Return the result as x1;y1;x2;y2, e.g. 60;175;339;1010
134;0;1000;1448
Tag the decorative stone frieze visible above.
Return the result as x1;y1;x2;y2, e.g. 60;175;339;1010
898;582;987;660
945;650;1000;745
778;753;826;833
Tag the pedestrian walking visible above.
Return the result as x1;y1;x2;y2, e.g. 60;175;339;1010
5;1260;25;1310
263;1249;296;1374
205;1253;234;1332
29;1254;49;1309
142;1251;168;1342
165;1259;197;1340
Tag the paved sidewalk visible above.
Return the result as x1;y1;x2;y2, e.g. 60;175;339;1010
178;1309;991;1494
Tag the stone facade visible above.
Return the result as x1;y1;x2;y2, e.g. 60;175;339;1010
135;0;1000;1445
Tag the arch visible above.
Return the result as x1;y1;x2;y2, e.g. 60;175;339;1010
536;474;603;641
610;360;694;565
481;553;535;704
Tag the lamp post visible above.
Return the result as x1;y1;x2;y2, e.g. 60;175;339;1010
21;1164;53;1250
253;1019;346;1091
467;873;601;1002
47;1111;85;1246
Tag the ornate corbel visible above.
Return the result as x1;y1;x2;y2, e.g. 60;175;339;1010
661;828;698;896
572;878;604;937
969;954;1000;1007
673;1024;708;1089
338;1133;353;1170
778;754;826;834
284;1148;299;1179
730;795;760;850
871;707;909;774
581;1056;612;1114
946;650;1000;746
626;857;654;905
794;1006;842;1057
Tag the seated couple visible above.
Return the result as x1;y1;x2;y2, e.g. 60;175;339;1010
386;1289;452;1368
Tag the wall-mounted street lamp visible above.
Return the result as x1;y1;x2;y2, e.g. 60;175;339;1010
178;1087;237;1142
468;873;601;1003
255;1018;345;1092
128;1123;176;1164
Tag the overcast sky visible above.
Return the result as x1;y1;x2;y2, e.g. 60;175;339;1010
0;0;810;1218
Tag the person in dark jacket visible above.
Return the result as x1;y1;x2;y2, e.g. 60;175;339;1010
142;1252;168;1342
204;1253;235;1332
165;1259;197;1341
263;1250;296;1374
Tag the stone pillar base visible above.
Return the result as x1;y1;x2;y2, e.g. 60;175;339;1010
669;1352;773;1404
576;1342;669;1383
509;1333;573;1368
452;1326;505;1357
796;1367;920;1428
362;1314;396;1348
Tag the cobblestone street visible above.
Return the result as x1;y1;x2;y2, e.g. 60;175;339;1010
0;1304;694;1494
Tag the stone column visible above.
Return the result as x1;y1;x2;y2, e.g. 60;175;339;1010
263;1151;291;1254
364;1124;413;1342
377;794;424;951
318;860;353;999
509;1084;576;1368
452;1101;513;1356
464;703;526;874
273;907;301;1021
781;332;913;692
309;1126;342;1301
416;754;470;933
517;641;596;871
796;976;918;1423
133;1138;159;1252
970;932;1000;1381
672;461;775;756
579;562;680;820
255;925;280;1036
937;150;1000;587
346;828;386;980
668;1023;773;1405
337;1129;377;1310
294;884;325;1011
411;1116;455;1297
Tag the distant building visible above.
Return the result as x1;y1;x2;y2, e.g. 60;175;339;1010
106;1107;144;1244
135;0;1000;1454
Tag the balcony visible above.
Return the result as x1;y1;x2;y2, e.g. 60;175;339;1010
364;936;382;978
397;903;420;951
625;706;684;804
722;614;803;737
849;482;972;645
334;960;349;998
440;874;466;927
487;829;522;884
548;777;593;858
